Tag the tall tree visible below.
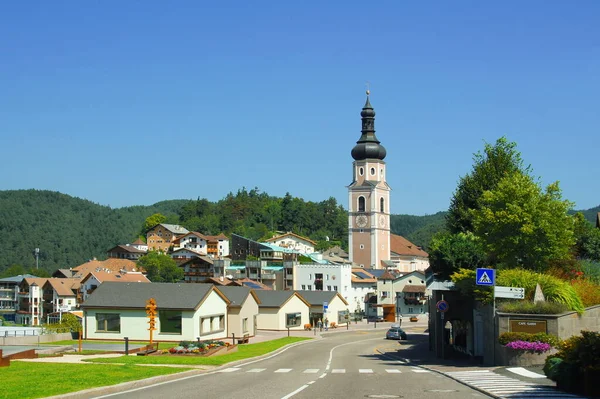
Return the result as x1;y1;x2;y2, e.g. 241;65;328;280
428;231;487;279
137;251;183;283
472;172;575;272
143;213;167;232
447;137;530;234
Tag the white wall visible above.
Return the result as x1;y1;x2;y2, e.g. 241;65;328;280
348;282;376;313
227;294;259;337
269;237;314;254
293;264;352;301
217;239;230;257
257;295;309;330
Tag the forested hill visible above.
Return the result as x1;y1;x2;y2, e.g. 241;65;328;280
0;190;187;274
1;189;596;275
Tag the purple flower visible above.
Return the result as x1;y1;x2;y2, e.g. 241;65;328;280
505;340;552;354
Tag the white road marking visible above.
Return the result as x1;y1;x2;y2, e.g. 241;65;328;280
331;369;345;373
412;369;431;373
385;369;402;373
303;369;319;373
359;369;374;373
280;384;309;399
506;367;547;379
218;367;241;373
275;368;292;373
247;368;266;373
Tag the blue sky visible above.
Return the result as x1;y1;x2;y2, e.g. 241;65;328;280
1;1;598;215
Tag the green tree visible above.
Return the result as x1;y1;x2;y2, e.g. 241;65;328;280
447;137;530;234
428;231;487;279
472;172;575;272
143;213;167;232
137;251;183;283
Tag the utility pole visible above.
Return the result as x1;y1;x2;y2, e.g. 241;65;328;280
34;248;40;270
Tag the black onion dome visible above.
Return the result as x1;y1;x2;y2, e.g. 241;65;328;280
351;92;386;161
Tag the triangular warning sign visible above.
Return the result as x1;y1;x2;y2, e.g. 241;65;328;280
478;271;491;284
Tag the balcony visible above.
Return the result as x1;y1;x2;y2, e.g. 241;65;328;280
248;273;259;279
261;273;276;280
285;275;293;280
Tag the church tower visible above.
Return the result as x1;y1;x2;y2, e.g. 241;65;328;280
348;91;391;268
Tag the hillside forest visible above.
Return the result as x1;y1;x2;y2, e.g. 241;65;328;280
0;137;598;277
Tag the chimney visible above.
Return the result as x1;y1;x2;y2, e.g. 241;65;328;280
220;276;224;282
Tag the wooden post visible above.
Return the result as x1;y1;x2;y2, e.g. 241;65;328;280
146;298;157;345
78;331;82;353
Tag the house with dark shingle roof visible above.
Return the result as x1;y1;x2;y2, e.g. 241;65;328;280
218;286;260;338
253;290;311;331
295;290;349;327
376;271;427;319
81;282;229;341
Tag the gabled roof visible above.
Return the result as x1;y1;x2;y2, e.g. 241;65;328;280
147;223;189;235
132;238;146;245
324;246;349;259
402;285;426;293
202;277;237;286
217;285;260;307
265;232;317;246
295;290;349;306
107;245;146;254
378;271;397;280
178;255;214;266
72;259;140;276
351;268;377;283
80;271;150;285
21;277;49;288
0;274;38;283
253;290;310;308
43;278;80;296
82;282;228;309
390;234;429;257
53;269;76;278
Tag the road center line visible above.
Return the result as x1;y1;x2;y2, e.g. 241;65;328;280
280;384;309;399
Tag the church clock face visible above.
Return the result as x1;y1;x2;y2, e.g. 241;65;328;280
355;214;368;228
379;215;386;227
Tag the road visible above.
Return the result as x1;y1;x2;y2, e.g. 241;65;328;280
91;328;490;399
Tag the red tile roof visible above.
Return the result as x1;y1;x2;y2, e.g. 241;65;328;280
390;234;429;257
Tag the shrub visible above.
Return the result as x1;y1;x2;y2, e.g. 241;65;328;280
571;279;600;307
497;301;568;315
498;332;561;347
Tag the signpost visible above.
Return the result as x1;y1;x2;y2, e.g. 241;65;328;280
510;319;547;334
476;268;496;286
146;298;157;344
495;286;525;299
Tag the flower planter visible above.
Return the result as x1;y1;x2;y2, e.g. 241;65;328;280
501;347;557;367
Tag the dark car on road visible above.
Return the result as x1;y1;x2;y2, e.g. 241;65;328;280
385;326;407;340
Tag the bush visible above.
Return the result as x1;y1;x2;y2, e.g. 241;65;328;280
571;279;600;307
544;330;600;396
499;332;561;347
497;301;568;314
505;340;552;353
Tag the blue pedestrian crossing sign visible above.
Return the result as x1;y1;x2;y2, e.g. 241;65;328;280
476;268;495;286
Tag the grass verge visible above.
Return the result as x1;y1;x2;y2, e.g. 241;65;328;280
0;362;190;399
87;337;311;366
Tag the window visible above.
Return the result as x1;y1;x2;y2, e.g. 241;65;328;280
359;167;364;176
301;285;306;290
200;313;225;336
370;167;375;175
308;285;312;290
159;310;182;334
380;197;385;212
360;244;364;249
286;312;301;328
326;274;329;280
309;274;312;280
242;318;248;333
327;286;332;291
358;196;365;212
408;307;414;313
96;313;120;333
334;286;338;291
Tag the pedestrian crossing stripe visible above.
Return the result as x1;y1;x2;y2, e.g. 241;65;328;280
478;271;491;284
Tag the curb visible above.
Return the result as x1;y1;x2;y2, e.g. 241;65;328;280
41;337;319;399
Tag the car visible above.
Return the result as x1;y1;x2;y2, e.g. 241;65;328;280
386;327;407;340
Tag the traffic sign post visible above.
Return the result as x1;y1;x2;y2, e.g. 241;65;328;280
436;300;449;313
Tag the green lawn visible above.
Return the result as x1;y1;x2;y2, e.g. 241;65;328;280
0;362;191;399
87;337;311;366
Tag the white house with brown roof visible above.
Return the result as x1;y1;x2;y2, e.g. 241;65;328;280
292;263;352;302
265;232;316;254
80;271;150;302
388;234;429;272
15;278;48;325
376;271;428;318
72;258;140;279
43;278;79;313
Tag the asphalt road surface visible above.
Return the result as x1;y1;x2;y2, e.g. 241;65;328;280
89;329;491;399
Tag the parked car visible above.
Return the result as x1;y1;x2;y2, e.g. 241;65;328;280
386;326;407;340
